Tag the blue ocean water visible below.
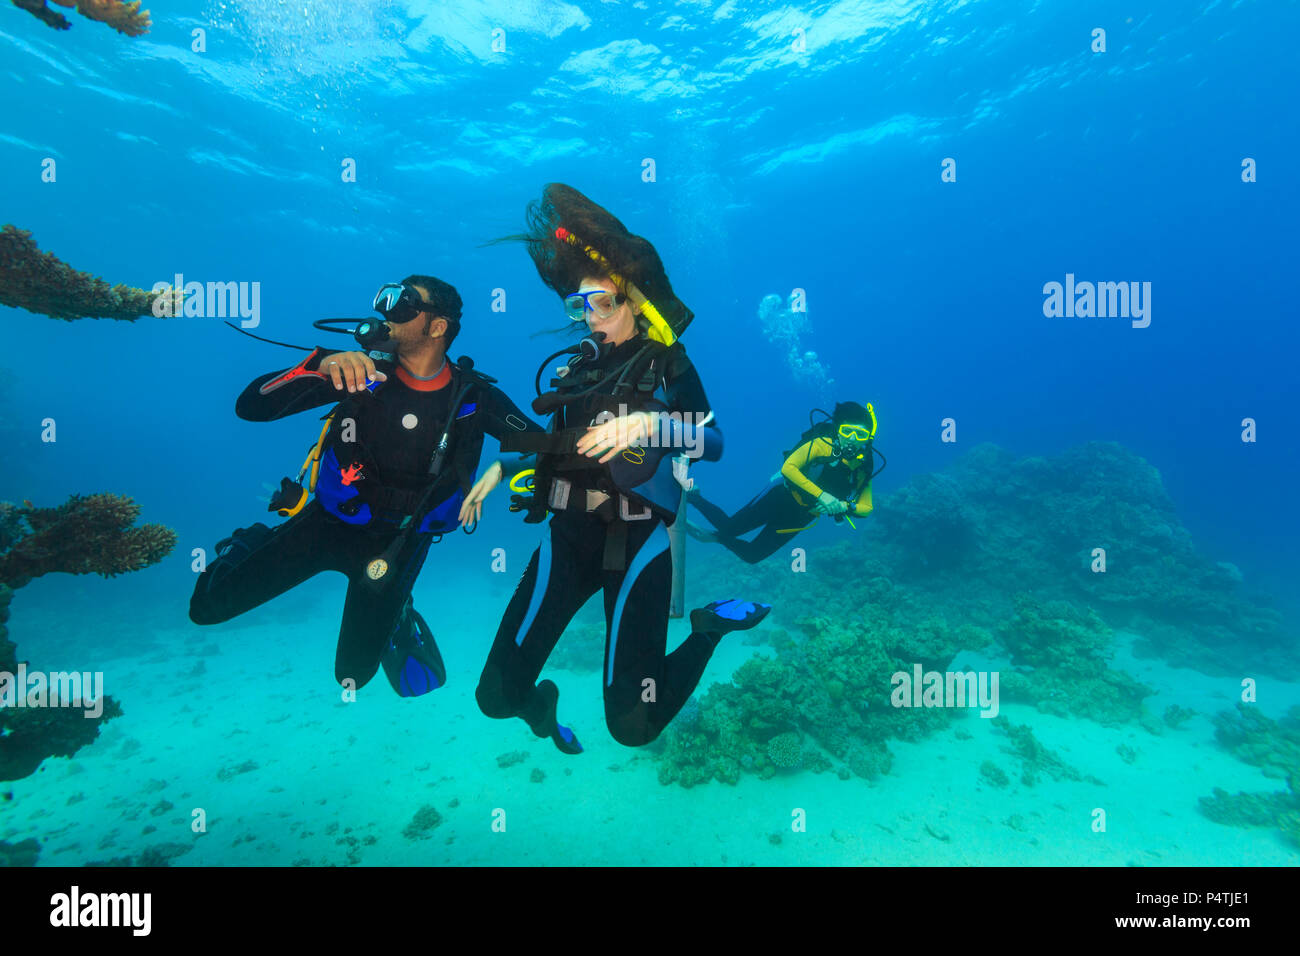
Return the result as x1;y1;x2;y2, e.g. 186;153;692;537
0;0;1297;868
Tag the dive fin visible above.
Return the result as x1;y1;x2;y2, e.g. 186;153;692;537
690;599;772;636
381;604;446;697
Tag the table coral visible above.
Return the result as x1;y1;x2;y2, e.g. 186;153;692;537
10;0;150;35
0;493;176;584
0;225;177;321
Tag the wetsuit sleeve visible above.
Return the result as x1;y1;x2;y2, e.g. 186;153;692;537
235;346;342;421
781;437;834;500
474;385;544;480
853;481;874;516
476;385;545;440
661;349;723;462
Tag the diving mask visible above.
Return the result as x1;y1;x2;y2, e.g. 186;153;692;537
837;423;872;460
564;289;627;322
373;282;433;325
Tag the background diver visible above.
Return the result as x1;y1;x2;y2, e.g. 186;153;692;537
189;276;542;697
686;401;883;564
475;183;772;755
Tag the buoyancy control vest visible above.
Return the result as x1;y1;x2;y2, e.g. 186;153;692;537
502;337;688;527
312;365;486;535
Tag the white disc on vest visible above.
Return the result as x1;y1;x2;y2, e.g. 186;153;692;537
401;413;418;430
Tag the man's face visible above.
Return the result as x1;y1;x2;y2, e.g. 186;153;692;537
388;284;448;351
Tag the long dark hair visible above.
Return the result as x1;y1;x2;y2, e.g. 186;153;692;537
503;183;693;336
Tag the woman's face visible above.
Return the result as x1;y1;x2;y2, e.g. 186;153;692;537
576;275;638;346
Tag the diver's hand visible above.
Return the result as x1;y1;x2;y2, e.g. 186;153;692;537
576;412;654;464
321;351;387;393
815;492;848;515
459;461;503;525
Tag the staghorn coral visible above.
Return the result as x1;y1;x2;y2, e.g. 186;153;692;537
0;225;178;321
0;493;176;585
10;0;150;35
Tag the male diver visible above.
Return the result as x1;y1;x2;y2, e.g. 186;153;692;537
189;277;542;696
476;184;772;755
687;401;880;564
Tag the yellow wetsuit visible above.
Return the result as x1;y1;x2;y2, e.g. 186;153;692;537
780;436;874;516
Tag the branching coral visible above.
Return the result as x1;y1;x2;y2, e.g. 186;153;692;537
10;0;150;35
0;225;178;321
0;493;176;585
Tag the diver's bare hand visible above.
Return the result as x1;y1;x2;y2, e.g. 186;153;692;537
459;461;503;526
321;351;387;393
577;412;654;464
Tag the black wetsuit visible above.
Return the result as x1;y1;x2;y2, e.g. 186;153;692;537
189;346;541;688
689;485;812;564
476;336;727;747
691;432;874;564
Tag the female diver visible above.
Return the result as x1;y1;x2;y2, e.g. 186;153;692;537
474;184;771;753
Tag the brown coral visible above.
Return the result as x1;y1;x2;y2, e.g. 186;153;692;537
11;0;150;35
0;493;176;584
0;225;178;321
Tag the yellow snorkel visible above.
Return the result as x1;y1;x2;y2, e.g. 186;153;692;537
555;227;678;347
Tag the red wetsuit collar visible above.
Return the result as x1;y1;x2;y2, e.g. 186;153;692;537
394;360;452;391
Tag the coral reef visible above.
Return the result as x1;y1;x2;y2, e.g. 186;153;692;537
0;493;175;781
0;225;178;321
998;594;1154;726
9;0;150;36
664;439;1292;789
656;590;956;787
0;837;40;867
979;760;1010;788
854;441;1289;675
1211;704;1300;782
402;805;443;840
0;493;176;585
765;731;803;770
1198;705;1300;847
994;718;1098;787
